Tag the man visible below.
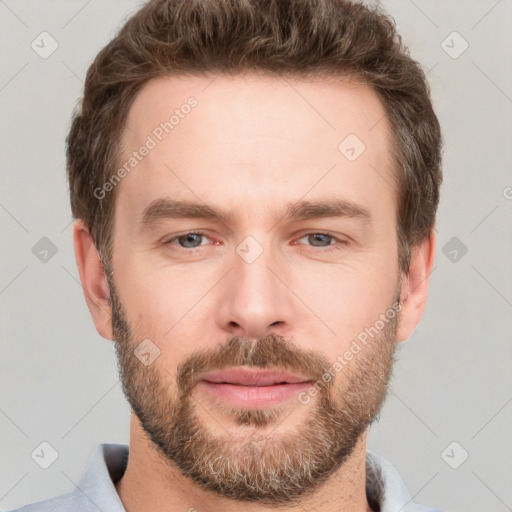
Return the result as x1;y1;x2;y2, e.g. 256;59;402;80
10;0;444;510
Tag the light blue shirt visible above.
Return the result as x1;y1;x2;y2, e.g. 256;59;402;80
8;443;445;512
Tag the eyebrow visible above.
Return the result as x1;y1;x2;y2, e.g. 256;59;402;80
140;197;371;228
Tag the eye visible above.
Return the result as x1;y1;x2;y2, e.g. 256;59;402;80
295;232;346;250
162;231;346;252
301;233;335;247
164;231;211;249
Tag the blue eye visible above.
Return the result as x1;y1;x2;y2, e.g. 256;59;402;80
302;233;336;247
165;232;209;248
163;231;345;252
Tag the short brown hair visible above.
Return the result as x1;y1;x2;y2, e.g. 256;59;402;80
66;0;443;274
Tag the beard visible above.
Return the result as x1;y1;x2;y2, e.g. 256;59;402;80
109;276;400;506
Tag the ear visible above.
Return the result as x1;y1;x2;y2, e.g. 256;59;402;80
396;230;436;342
73;219;113;341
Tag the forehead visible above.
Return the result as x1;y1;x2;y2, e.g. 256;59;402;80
116;73;396;227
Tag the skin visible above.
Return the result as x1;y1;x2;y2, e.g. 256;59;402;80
73;73;436;512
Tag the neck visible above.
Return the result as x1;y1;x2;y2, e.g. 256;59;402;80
116;414;374;512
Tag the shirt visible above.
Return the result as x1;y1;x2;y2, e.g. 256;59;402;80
8;443;445;512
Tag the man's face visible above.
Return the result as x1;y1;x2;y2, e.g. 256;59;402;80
108;74;403;504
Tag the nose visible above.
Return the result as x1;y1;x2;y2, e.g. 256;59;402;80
215;238;295;339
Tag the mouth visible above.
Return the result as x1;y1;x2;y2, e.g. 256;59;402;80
198;367;314;409
200;367;313;386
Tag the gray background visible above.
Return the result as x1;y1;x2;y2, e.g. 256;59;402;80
1;1;511;511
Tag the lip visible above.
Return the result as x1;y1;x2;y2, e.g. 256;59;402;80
198;367;314;409
199;367;312;386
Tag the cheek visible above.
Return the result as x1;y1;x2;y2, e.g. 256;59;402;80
114;264;217;366
116;251;214;321
288;253;399;343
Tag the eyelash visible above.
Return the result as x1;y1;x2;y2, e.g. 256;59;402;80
163;231;347;252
